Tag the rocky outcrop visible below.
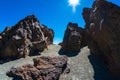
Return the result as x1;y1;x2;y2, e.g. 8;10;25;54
0;15;54;59
7;56;69;80
82;0;120;77
61;22;86;53
41;25;54;45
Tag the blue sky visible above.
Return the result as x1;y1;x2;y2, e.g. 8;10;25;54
0;0;120;44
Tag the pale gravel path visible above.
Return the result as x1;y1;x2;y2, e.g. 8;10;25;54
0;45;114;80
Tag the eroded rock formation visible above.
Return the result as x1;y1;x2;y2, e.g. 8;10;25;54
7;56;69;80
0;15;54;59
83;0;120;77
61;22;85;53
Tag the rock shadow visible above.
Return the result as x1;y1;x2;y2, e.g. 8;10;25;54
0;57;18;64
88;54;118;80
12;77;21;80
0;51;42;64
58;48;79;57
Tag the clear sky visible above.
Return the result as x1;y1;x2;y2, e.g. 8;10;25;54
0;0;120;44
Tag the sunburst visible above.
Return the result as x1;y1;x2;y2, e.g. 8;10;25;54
68;0;80;12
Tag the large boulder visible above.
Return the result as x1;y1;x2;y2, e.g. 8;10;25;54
0;15;54;59
62;22;85;53
7;56;69;80
82;0;120;77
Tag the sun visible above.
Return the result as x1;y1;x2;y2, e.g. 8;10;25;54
68;0;80;12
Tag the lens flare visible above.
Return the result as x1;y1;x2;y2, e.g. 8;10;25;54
68;0;80;12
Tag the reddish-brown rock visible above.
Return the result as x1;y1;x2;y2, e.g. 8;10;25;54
82;0;120;77
0;15;54;60
7;56;69;80
7;64;43;80
62;22;86;53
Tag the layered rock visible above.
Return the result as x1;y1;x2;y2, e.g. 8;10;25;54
61;22;85;53
7;56;69;80
0;15;54;59
82;0;120;77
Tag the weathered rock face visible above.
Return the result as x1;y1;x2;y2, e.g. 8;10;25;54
41;25;54;45
0;15;54;59
62;22;85;53
83;0;120;77
7;56;69;80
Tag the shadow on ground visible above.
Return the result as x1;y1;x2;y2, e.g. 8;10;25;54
58;49;79;57
0;58;17;64
0;52;41;64
88;54;119;80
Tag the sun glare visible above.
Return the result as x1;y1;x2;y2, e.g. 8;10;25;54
68;0;80;12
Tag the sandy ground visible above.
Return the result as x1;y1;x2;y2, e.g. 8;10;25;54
0;45;115;80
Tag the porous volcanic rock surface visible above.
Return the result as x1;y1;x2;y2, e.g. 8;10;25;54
0;15;54;60
82;0;120;77
7;56;69;80
62;22;85;53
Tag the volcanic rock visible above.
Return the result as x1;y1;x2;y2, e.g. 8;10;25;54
0;15;54;60
41;25;54;45
62;22;85;53
82;0;120;77
7;56;69;80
